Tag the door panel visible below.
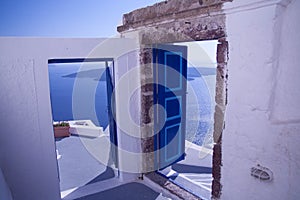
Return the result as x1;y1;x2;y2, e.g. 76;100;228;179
106;61;118;168
153;44;187;170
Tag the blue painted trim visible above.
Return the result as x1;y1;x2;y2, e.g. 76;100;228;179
48;58;114;64
153;47;159;170
164;52;182;92
165;96;182;121
153;44;187;170
164;123;181;163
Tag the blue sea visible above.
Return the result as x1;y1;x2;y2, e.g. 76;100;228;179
49;63;215;146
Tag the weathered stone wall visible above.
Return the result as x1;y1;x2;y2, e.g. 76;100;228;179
118;0;231;34
139;46;156;172
118;0;231;43
212;37;228;199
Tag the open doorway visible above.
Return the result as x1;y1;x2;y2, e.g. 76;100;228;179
155;40;218;200
48;58;118;197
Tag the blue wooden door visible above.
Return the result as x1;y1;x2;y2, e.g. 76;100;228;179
153;44;187;170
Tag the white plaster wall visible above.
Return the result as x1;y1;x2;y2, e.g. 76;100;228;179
222;0;300;199
0;38;108;200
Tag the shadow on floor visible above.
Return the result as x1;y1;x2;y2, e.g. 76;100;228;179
172;163;212;174
74;182;160;200
86;167;115;185
70;133;98;139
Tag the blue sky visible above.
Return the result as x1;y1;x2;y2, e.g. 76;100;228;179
0;0;161;37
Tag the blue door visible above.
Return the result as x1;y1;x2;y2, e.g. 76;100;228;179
106;61;118;168
153;44;187;170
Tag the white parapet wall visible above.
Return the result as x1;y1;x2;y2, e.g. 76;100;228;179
0;38;108;200
69;120;104;138
0;37;143;200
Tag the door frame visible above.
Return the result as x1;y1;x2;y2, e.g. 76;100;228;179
48;57;119;180
118;2;229;197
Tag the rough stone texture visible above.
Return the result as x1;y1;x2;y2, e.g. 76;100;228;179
139;14;226;44
139;47;154;134
117;0;231;44
213;104;225;143
139;47;156;172
141;91;153;124
214;39;228;144
118;0;232;33
146;172;202;200
217;38;228;64
215;63;227;106
212;142;222;199
211;38;228;199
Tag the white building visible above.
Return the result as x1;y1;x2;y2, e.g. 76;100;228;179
0;0;299;199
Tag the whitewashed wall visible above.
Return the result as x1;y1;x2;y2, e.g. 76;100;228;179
222;0;300;199
0;37;142;200
0;38;107;200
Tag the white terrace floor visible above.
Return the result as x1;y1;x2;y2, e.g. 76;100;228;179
55;120;212;200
